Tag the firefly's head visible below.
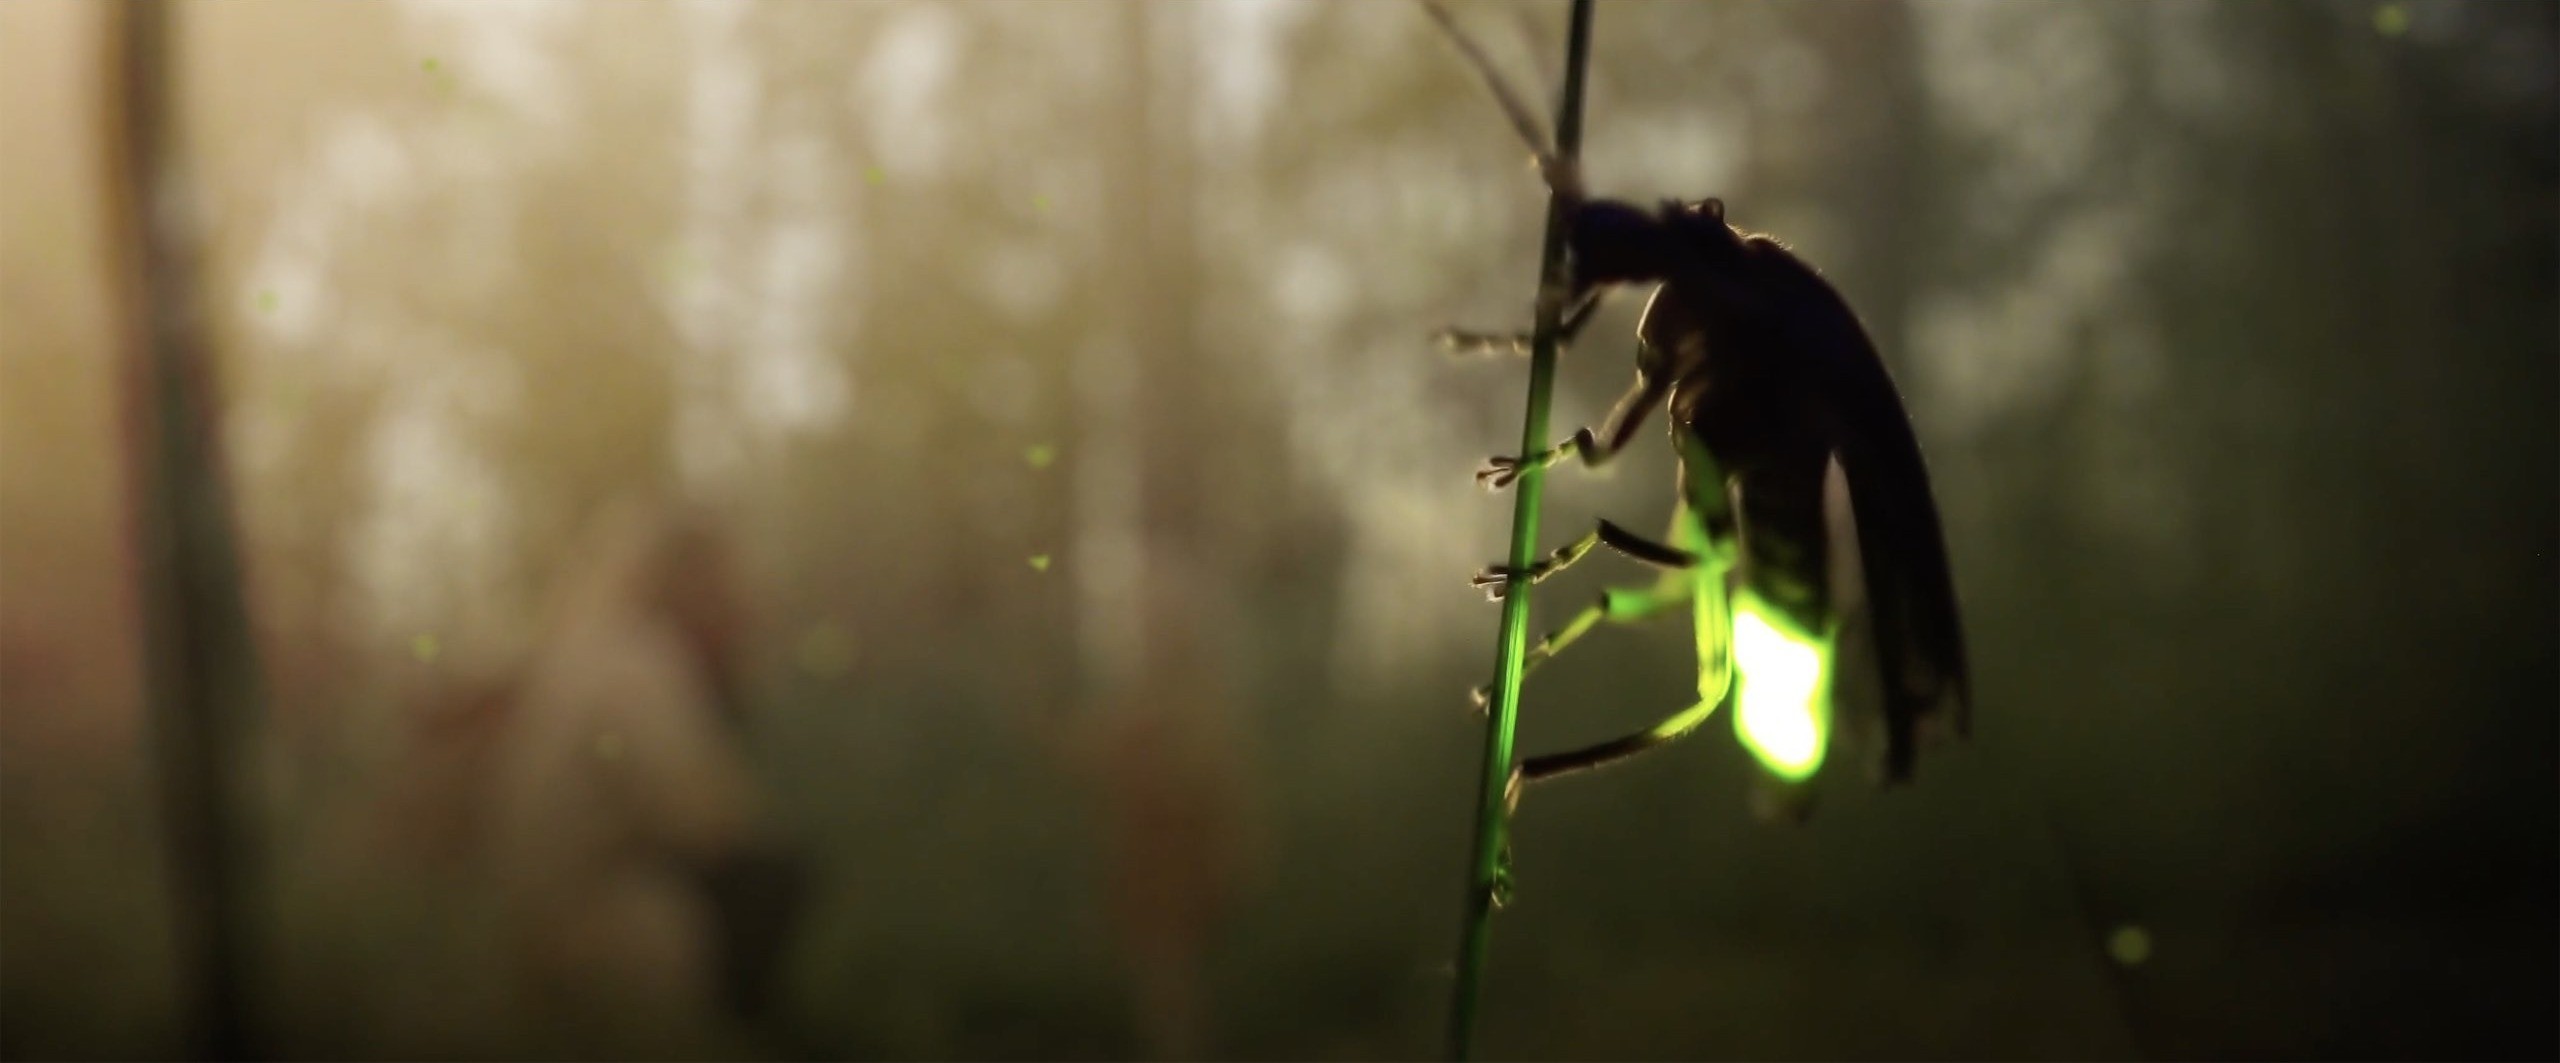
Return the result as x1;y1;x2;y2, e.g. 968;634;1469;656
1565;199;1679;287
1664;197;1746;256
1567;197;1743;290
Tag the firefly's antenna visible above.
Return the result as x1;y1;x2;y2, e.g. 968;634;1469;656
1419;0;1587;201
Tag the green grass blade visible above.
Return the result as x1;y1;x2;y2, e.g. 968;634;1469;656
1446;2;1595;1058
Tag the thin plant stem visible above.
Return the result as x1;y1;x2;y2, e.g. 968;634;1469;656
1446;2;1594;1058
103;1;270;1057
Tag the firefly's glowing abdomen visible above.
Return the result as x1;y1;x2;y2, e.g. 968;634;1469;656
1730;588;1832;782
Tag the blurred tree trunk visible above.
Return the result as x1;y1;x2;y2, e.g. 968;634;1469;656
100;2;268;1056
1082;3;1250;1057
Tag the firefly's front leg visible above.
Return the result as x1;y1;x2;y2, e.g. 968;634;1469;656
1477;362;1670;489
1433;287;1606;358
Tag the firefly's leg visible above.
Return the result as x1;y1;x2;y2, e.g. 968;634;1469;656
1500;510;1739;801
1469;511;1700;710
1433;287;1606;357
1470;516;1698;600
1506;695;1723;810
1477;361;1671;489
1674;431;1742;708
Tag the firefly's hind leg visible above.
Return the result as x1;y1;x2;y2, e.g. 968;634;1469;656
1674;431;1742;707
1506;695;1723;810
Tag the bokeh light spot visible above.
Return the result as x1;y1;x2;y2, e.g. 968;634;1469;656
2109;925;2153;966
2372;3;2409;37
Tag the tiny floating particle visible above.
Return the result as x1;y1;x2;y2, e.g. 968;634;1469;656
1027;554;1052;573
1031;192;1053;215
865;165;887;186
2372;3;2409;37
421;57;460;97
254;289;278;314
411;633;440;663
2107;924;2152;967
1023;443;1055;470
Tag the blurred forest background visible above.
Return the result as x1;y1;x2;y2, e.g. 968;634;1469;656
1;0;2552;1059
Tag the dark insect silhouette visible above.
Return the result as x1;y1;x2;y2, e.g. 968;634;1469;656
1424;2;1970;815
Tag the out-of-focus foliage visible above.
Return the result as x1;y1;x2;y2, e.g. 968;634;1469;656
1;1;2550;1058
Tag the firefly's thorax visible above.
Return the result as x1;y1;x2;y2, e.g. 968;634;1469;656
1604;199;1747;388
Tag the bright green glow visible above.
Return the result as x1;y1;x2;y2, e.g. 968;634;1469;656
1730;592;1831;781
